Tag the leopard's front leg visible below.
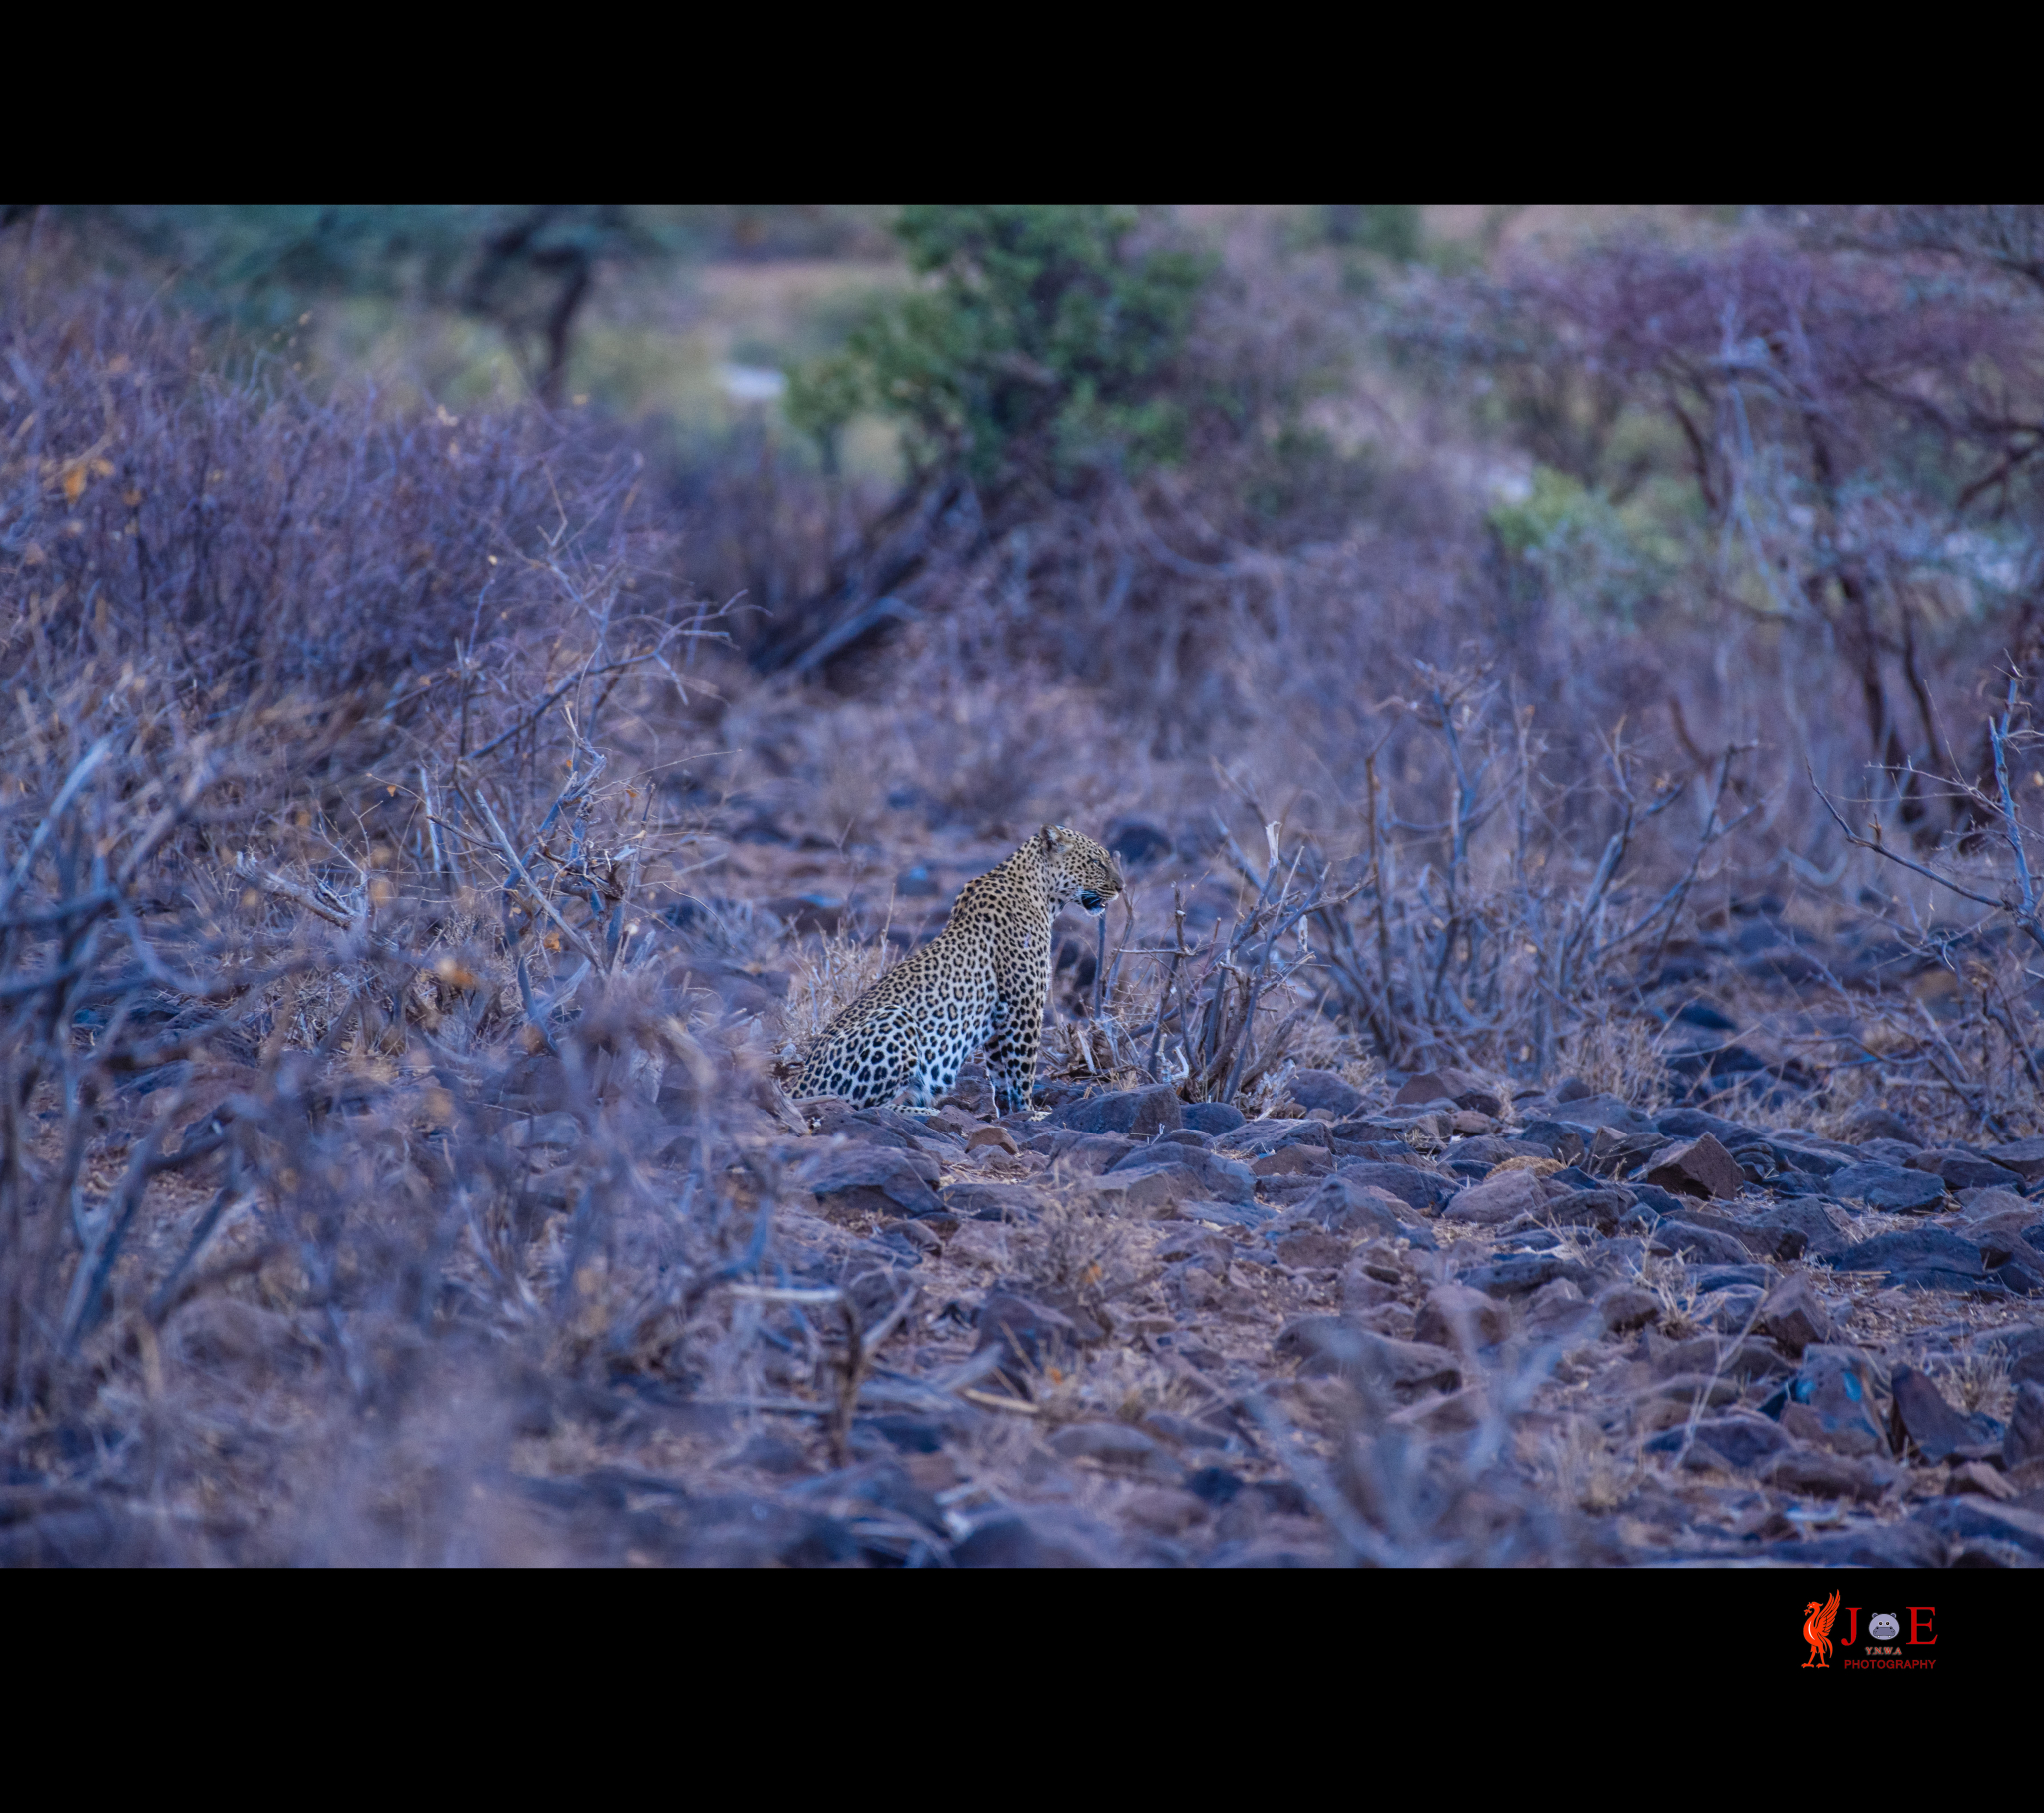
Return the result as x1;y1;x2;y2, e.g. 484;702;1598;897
981;999;1033;1117
984;975;1050;1118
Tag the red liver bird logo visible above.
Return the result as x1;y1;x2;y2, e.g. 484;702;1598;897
1802;1591;1841;1667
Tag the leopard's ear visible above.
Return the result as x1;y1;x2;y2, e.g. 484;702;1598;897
1038;824;1056;855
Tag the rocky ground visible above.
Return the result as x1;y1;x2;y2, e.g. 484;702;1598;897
13;819;2044;1567
463;1058;2044;1568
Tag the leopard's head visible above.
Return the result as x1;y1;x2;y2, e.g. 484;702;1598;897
1035;824;1123;916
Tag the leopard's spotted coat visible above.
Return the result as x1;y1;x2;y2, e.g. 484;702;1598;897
792;825;1122;1115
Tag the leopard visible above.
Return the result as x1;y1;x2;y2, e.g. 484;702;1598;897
791;824;1123;1117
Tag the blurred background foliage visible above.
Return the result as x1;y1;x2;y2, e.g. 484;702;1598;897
786;205;1213;493
9;200;2043;767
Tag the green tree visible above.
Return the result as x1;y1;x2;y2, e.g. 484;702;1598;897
788;205;1213;495
58;205;688;404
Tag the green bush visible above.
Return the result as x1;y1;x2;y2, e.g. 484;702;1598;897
787;205;1214;495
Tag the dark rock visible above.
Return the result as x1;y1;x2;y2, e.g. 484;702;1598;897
1451;1135;1553;1166
1643;1133;1743;1201
802;1145;942;1221
1778;1345;1890;1457
948;1514;1041;1567
1692;1263;1775;1292
1048;1421;1176;1475
847;1106;957;1150
1840;1104;1919;1144
1966;1208;2044;1264
787;1460;947;1538
1983;1219;2044;1272
2005;1382;2044;1468
1544;1162;1605;1192
1089;1158;1211;1218
1986;1136;2044;1182
1273;1319;1461;1400
858;1415;948;1455
1908;1148;2024;1192
1154;1126;1213;1148
1766;1522;1945;1567
1749;1199;1852;1262
1184;1101;1246;1134
1593;1218;1662;1258
1999;1326;2044;1386
1649;1221;1754;1267
1757;1449;1897;1502
1287;1069;1364;1117
1456;1252;1595;1300
1763;1139;1850;1178
973;1293;1080;1394
1825;1162;1947;1214
1140;1410;1237;1454
1648;1332;1791;1381
1525;1278;1595;1338
1414;1283;1513;1349
1218;1118;1330;1156
1765;1170;1833;1200
1652;1106;1758;1146
1910;1495;2044;1563
1334;1160;1452;1215
1541;1094;1649;1132
1031;1130;1135;1173
666;1495;859;1568
1186;1465;1245;1505
1705;1287;1766;1332
1829;1226;1984;1281
1050;1084;1184;1137
1624;1182;1692;1222
1994;1260;2044;1295
1251;1479;1314;1518
0;1497;164;1567
1595;1283;1661;1333
1392;1068;1501;1114
1646;1415;1792;1472
1443;1168;1545;1225
1250;1143;1335;1180
941;1181;1049;1223
951;1508;1114;1568
1108;1142;1255;1204
1288;1173;1409;1240
1272;1228;1354;1269
1552;1075;1593;1102
1889;1365;1978;1463
1516;1119;1591;1162
1538;1186;1635;1233
1756;1273;1836;1356
1177;1198;1277;1232
1887;1269;2011;1295
1330;1134;1425;1167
